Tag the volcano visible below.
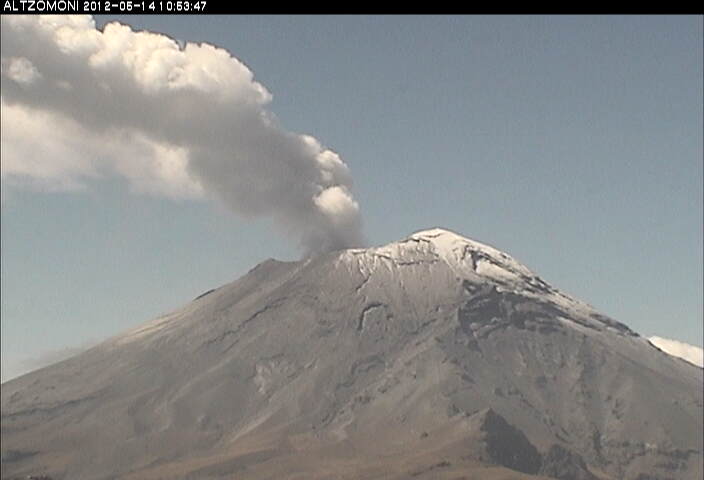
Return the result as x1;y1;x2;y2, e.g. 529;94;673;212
2;228;702;479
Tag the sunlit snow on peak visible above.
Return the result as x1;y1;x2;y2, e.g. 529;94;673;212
406;228;535;278
338;228;596;322
341;227;535;283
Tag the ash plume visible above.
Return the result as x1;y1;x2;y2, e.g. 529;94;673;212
0;15;365;253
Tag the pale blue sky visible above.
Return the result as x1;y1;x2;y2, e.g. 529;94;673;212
2;15;702;381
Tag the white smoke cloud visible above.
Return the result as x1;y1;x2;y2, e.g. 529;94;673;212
1;56;41;85
1;15;364;253
649;336;704;368
2;98;203;197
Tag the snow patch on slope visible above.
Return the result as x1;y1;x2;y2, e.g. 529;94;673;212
649;336;704;368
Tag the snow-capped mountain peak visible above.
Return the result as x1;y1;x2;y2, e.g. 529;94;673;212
406;228;535;278
342;227;539;290
338;228;618;333
3;228;701;480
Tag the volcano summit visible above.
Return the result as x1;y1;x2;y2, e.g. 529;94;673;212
2;229;702;479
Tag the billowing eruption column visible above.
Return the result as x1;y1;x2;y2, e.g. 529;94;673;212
1;15;365;254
